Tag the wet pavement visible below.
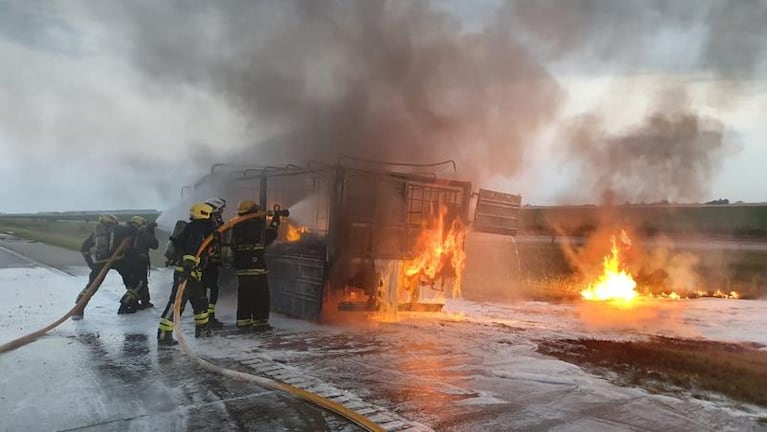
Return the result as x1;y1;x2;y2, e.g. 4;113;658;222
2;235;767;431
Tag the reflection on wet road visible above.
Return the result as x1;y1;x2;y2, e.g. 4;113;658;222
2;235;766;431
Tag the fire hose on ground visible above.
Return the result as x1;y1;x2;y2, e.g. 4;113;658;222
0;215;385;431
173;212;386;432
0;238;132;354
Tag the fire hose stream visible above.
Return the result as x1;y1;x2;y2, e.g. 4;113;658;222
173;212;385;432
0;238;132;354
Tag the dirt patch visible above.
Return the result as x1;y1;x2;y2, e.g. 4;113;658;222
538;337;767;407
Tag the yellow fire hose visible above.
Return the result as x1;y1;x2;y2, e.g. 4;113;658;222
173;213;385;432
0;238;132;354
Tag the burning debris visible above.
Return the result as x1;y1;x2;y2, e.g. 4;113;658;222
403;205;468;300
580;231;638;304
577;229;742;306
285;223;311;242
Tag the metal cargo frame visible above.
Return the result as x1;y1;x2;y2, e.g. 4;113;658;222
226;161;473;321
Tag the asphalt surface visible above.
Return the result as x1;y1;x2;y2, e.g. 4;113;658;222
0;236;365;432
1;234;766;432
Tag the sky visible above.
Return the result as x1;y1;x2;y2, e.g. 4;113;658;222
1;0;766;213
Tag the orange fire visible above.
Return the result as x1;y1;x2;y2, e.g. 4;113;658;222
404;206;468;291
286;224;310;242
581;231;638;304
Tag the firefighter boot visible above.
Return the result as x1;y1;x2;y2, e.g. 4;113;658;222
118;290;139;314
71;291;86;320
207;305;224;329
195;322;213;338
157;329;178;347
117;302;138;314
252;319;273;332
208;316;224;329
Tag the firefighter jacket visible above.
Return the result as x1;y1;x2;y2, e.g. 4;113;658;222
81;223;136;264
129;223;159;260
169;219;215;277
231;215;277;276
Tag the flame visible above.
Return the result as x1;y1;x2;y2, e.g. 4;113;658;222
403;205;467;297
286;223;310;242
580;232;638;304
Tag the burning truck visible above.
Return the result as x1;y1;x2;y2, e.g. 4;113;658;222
176;158;521;321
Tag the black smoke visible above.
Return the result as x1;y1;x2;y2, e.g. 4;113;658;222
90;0;561;184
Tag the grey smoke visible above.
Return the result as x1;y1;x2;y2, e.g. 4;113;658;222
507;0;764;203
88;0;561;184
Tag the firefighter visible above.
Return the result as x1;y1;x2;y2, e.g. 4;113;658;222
157;202;216;346
73;214;137;319
202;197;226;328
125;215;159;310
231;200;279;331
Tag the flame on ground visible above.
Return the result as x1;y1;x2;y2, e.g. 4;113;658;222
580;231;638;304
403;205;468;298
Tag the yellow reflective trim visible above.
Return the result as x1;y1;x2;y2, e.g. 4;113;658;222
183;255;200;264
236;318;253;327
194;312;209;324
207;304;216;313
236;269;268;276
158;318;174;331
175;266;185;272
190;270;202;281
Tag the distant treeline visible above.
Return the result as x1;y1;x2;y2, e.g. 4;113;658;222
519;204;767;239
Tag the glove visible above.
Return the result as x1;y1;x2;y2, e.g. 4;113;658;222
181;255;200;274
269;216;280;229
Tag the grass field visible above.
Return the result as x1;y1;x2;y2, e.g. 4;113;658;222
538;337;767;410
0;215;168;265
520;204;767;239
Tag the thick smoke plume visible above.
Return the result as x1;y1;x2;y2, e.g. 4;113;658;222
93;0;560;184
508;0;764;203
561;102;730;204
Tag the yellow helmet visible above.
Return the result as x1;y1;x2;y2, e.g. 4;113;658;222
99;214;118;224
189;202;213;220
237;199;259;215
129;215;146;227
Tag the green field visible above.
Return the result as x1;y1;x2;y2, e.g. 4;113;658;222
0;213;168;264
520;204;767;239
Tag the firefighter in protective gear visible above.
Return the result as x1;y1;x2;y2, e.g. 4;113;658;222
74;214;138;319
157;202;216;346
124;215;159;310
202;197;226;328
231;200;279;331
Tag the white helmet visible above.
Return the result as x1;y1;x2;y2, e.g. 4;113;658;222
204;197;226;213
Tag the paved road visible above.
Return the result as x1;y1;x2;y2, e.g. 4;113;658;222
1;235;766;432
0;235;363;432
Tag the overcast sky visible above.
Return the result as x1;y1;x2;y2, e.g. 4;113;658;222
1;0;766;213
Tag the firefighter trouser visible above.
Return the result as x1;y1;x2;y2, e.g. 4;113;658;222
76;259;136;312
202;263;219;317
157;271;210;338
236;273;270;327
129;254;151;305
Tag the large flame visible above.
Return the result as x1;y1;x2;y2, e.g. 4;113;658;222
404;205;468;296
581;232;638;303
286;223;310;242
